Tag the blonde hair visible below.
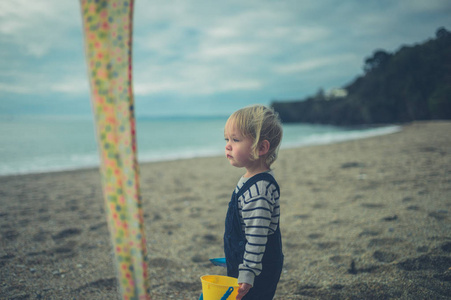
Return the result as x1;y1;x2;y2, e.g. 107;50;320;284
226;105;283;166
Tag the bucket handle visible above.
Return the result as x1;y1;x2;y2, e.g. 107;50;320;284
198;286;235;300
220;287;234;300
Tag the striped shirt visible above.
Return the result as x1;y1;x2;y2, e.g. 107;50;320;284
235;170;280;286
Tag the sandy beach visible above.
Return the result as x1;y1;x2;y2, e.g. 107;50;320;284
1;121;450;299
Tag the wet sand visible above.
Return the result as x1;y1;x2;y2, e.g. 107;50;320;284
1;121;450;299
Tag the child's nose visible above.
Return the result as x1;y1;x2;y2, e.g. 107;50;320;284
225;143;232;150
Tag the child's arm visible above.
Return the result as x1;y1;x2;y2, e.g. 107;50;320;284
237;180;278;286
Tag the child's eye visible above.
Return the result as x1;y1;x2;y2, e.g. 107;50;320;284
224;137;240;142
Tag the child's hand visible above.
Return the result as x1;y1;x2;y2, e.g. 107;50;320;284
236;283;252;300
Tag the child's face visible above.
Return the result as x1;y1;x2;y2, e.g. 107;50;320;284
224;122;254;169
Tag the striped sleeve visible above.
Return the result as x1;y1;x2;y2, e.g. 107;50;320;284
237;179;279;286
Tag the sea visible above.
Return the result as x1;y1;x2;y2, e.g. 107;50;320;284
0;114;401;176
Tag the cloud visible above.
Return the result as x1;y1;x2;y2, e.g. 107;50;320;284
121;0;451;101
50;77;89;94
198;43;258;59
131;2;336;98
134;78;262;96
0;68;88;96
133;58;264;96
0;83;35;94
0;1;81;57
274;54;357;74
1;0;450;116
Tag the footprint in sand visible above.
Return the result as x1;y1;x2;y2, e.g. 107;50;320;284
89;222;107;231
329;219;347;225
0;253;15;268
200;234;219;245
347;260;378;274
361;203;384;209
296;284;321;297
191;254;208;263
382;215;398;221
152;213;162;221
373;250;399;263
1;229;19;241
402;196;414;202
76;278;117;292
52;228;82;240
406;205;420;210
294;214;310;219
32;230;50;242
359;229;380;237
341;162;364;169
441;242;451;253
428;210;448;220
52;241;77;255
66;199;80;212
317;241;340;250
397;255;451;272
329;255;351;265
308;233;323;239
312;203;326;209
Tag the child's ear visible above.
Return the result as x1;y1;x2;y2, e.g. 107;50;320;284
258;140;270;156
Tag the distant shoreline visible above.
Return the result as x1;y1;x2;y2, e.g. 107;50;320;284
0;123;401;178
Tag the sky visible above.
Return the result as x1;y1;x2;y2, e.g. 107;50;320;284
1;0;450;117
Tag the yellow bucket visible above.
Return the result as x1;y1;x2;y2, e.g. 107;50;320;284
200;275;239;300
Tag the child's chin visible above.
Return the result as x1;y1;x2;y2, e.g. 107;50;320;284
230;162;242;168
227;160;237;166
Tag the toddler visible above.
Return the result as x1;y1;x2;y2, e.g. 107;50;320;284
223;105;284;300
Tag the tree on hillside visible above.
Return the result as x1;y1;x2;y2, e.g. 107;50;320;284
436;26;451;39
272;27;451;125
363;50;392;73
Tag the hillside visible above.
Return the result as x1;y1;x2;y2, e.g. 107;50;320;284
271;27;451;125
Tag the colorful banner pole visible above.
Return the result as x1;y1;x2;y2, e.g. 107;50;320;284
80;1;150;299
